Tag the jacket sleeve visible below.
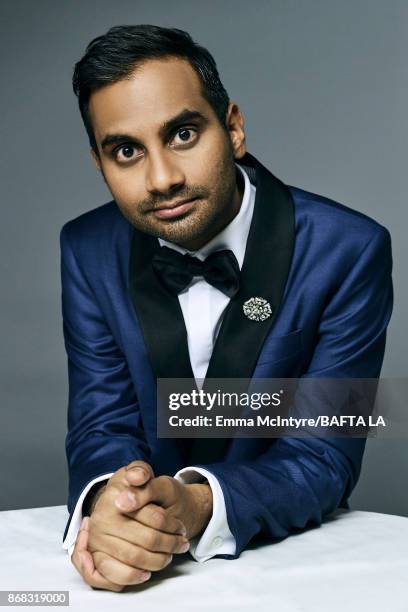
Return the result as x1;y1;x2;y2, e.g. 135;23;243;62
193;225;393;559
60;225;151;541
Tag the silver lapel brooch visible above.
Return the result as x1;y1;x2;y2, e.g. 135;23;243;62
243;297;272;322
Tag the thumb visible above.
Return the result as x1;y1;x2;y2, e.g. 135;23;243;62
124;460;154;487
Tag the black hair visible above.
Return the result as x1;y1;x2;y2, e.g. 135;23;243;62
72;24;230;153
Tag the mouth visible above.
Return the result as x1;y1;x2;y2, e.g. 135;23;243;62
151;197;199;220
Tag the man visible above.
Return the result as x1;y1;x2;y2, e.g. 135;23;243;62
60;25;393;591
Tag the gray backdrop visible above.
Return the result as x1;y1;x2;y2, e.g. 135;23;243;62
0;0;406;515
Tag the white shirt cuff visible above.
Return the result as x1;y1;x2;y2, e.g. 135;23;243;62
174;466;236;562
62;473;114;558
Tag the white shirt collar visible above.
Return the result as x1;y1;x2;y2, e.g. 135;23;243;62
158;163;255;270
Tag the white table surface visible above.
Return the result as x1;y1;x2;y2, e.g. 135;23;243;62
0;505;407;611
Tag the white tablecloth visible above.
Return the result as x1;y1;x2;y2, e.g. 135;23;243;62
0;505;407;611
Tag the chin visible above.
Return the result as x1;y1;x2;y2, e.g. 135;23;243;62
158;215;211;243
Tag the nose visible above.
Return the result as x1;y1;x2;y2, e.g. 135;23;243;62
145;149;185;195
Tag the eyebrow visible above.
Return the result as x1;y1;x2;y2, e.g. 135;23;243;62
100;109;209;151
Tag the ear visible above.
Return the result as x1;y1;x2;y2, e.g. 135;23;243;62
225;102;247;160
90;148;102;171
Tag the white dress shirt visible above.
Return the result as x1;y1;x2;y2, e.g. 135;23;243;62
62;162;256;563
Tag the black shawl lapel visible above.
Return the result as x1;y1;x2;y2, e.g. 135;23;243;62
128;227;195;381
203;151;295;381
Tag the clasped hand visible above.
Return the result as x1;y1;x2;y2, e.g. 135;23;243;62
71;461;213;592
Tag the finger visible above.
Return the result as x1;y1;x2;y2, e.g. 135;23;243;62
71;517;93;569
75;516;90;552
71;519;124;592
79;550;125;592
132;503;187;536
93;551;152;587
89;531;175;571
90;519;190;556
115;476;174;513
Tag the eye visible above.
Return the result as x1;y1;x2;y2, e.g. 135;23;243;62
114;144;142;163
170;127;197;147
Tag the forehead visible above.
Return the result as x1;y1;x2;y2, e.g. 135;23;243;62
88;57;213;140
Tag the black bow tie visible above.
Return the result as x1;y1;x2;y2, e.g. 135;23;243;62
152;245;241;298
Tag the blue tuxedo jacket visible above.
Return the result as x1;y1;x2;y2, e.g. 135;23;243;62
60;152;393;557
